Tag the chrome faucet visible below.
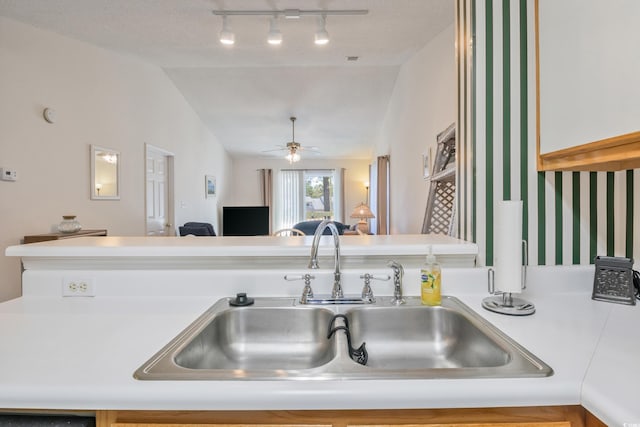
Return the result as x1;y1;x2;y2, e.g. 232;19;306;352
387;260;406;305
308;219;343;298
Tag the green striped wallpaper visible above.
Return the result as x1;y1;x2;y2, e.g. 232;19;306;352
457;0;640;267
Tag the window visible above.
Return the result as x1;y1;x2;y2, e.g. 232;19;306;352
275;169;343;230
304;171;334;220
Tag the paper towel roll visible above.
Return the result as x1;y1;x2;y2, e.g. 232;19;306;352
494;200;523;293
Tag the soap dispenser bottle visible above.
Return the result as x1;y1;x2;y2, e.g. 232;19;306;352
421;246;441;306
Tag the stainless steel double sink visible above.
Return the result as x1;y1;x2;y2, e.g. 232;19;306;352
134;296;552;380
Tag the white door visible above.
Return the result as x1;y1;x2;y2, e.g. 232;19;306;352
145;145;174;236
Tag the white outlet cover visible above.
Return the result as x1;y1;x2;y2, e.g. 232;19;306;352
62;277;96;297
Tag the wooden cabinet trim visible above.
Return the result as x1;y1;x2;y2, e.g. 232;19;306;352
109;424;571;427
353;424;570;427
537;131;640;171
534;0;640;172
97;407;587;427
584;411;607;427
112;425;330;427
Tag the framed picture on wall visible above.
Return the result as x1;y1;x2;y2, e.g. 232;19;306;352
422;148;431;180
205;175;216;198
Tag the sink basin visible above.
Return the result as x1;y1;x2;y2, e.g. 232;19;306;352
345;305;510;370
175;306;337;370
134;296;552;380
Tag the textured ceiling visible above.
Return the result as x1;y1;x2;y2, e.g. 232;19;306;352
0;0;455;159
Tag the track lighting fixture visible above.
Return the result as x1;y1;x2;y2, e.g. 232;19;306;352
219;15;235;45
213;8;367;47
267;16;282;45
314;15;329;45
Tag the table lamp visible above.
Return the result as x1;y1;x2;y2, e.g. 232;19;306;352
350;202;375;234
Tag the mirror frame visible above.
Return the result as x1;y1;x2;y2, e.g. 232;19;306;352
90;144;120;200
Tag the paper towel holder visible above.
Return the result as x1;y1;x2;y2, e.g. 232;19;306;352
482;240;535;316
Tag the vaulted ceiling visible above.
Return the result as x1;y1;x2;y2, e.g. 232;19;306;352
0;0;455;159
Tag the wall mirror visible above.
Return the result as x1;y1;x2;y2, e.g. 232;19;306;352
91;145;120;200
536;0;640;171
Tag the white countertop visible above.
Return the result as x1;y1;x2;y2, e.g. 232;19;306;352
2;235;638;426
6;235;478;269
7;235;477;258
582;301;640;425
0;265;637;426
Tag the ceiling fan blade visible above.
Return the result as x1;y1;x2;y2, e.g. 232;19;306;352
261;118;322;156
261;146;287;153
303;150;321;156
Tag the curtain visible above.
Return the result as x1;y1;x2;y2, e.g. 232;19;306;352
376;155;390;235
369;162;377;233
276;169;304;230
333;168;346;222
258;169;273;233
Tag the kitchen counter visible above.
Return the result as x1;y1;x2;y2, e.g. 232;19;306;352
8;235;477;258
1;282;595;411
582;299;640;425
7;235;478;269
2;238;639;426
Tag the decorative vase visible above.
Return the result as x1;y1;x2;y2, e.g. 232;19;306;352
58;215;82;233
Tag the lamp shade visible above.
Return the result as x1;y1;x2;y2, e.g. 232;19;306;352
350;203;375;220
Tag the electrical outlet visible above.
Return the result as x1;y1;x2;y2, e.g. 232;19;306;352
62;278;96;297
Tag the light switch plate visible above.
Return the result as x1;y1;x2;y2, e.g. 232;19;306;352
0;168;17;181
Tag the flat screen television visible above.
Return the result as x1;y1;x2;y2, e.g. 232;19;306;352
222;206;270;236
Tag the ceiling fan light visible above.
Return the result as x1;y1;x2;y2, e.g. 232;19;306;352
285;152;301;163
219;16;235;45
268;17;283;45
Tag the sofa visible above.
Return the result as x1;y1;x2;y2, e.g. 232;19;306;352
292;220;349;236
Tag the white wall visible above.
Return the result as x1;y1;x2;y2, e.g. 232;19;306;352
374;24;456;234
229;156;370;227
0;17;232;301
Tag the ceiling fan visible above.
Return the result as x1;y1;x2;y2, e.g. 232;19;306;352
263;117;319;163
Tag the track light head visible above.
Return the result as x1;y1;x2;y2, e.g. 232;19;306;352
219;16;235;45
314;15;329;45
212;8;364;47
267;16;283;45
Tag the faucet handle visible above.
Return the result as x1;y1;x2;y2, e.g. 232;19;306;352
284;274;316;281
359;273;391;281
285;274;315;304
359;273;390;303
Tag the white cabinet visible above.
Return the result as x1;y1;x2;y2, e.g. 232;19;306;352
536;0;640;171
